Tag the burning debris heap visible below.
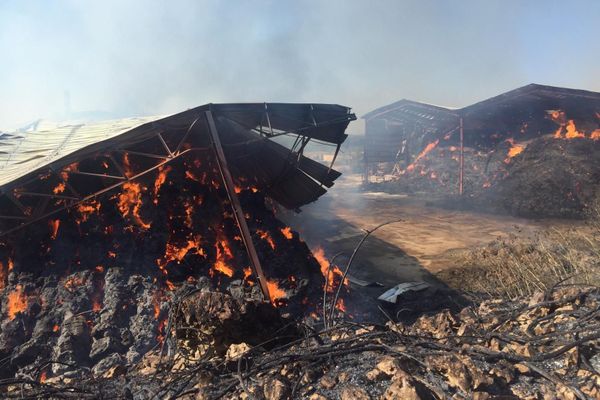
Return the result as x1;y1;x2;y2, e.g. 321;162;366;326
364;84;600;217
0;104;355;383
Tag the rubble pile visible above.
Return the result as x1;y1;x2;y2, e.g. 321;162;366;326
474;137;600;218
3;286;598;399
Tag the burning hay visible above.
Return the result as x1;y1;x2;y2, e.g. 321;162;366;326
364;84;600;218
0;103;356;385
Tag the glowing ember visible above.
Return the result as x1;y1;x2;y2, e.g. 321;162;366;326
122;153;133;179
52;324;60;332
257;229;276;250
335;298;346;312
184;200;194;228
52;182;66;194
77;200;101;222
165;280;176;291
280;227;293;239
39;371;47;384
0;262;5;290
7;284;28;320
117;182;151;229
157;318;167;343
49;219;60;239
92;299;102;312
267;279;287;306
64;275;86;293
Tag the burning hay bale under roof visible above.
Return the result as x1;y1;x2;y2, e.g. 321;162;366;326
363;84;600;218
0;103;356;383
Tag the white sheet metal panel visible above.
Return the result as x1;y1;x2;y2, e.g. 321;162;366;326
0;116;162;188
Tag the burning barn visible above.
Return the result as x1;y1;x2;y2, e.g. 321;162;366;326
364;84;600;217
0;103;355;380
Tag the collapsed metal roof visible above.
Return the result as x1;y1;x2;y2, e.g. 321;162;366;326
0;103;356;235
363;83;600;124
363;84;600;162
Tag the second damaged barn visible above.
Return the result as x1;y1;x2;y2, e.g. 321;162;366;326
0;103;355;380
364;84;600;217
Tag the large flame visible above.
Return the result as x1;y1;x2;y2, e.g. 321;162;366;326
313;247;348;292
404;139;439;173
564;120;585;139
117;182;151;229
7;284;27;320
153;165;172;204
211;235;234;278
267;279;287;306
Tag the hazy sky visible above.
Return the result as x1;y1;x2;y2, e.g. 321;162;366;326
1;0;599;132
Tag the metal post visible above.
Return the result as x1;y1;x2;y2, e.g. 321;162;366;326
204;110;271;302
459;117;464;196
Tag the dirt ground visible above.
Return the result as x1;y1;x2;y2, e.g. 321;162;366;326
280;174;580;288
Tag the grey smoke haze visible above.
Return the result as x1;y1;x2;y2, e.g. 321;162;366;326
1;0;599;132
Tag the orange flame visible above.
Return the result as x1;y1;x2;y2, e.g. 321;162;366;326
564;120;585;139
157;235;204;272
118;182;151;229
591;129;600;141
49;219;60;239
280;227;293;239
405;140;439;173
267;279;286;306
504;139;525;163
243;267;254;285
77;200;101;223
52;182;66;194
313;247;348;292
40;371;47;384
52;324;60;332
211;235;234;277
153;165;172;204
257;229;276;250
7;284;28;320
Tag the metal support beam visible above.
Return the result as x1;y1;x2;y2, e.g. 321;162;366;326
205;110;271;303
